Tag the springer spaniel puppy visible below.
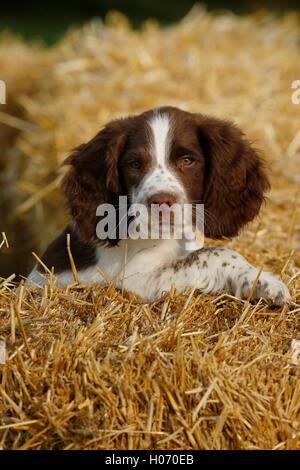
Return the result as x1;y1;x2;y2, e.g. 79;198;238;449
28;106;290;306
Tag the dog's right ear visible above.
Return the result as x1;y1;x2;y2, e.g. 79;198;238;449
62;119;128;244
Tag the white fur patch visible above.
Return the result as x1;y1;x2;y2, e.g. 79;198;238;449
132;112;185;205
149;113;171;166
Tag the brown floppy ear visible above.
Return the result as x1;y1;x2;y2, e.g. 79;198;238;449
196;115;270;239
62;119;128;245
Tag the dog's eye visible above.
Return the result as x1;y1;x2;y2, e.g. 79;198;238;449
180;156;194;167
129;160;141;169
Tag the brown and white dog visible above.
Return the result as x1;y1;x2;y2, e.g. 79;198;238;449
28;106;290;305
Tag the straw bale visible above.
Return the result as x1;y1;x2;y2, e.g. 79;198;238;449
0;7;299;449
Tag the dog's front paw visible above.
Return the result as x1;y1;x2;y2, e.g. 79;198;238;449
236;271;291;307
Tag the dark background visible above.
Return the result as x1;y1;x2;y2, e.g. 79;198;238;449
1;0;300;45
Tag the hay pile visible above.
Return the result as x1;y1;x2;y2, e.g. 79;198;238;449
0;6;299;449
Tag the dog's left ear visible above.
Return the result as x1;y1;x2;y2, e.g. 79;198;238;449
195;114;270;239
62;119;128;244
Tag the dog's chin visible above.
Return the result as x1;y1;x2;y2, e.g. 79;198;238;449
127;216;186;240
148;220;185;239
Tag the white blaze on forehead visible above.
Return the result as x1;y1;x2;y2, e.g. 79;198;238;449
130;111;187;206
149;113;171;166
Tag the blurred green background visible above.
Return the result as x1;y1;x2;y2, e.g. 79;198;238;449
1;0;299;45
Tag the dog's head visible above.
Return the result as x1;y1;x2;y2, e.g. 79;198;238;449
62;106;270;245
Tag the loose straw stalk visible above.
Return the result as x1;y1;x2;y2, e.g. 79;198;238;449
12;286;33;360
66;233;79;283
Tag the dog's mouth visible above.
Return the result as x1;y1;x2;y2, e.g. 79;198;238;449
149;205;176;224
